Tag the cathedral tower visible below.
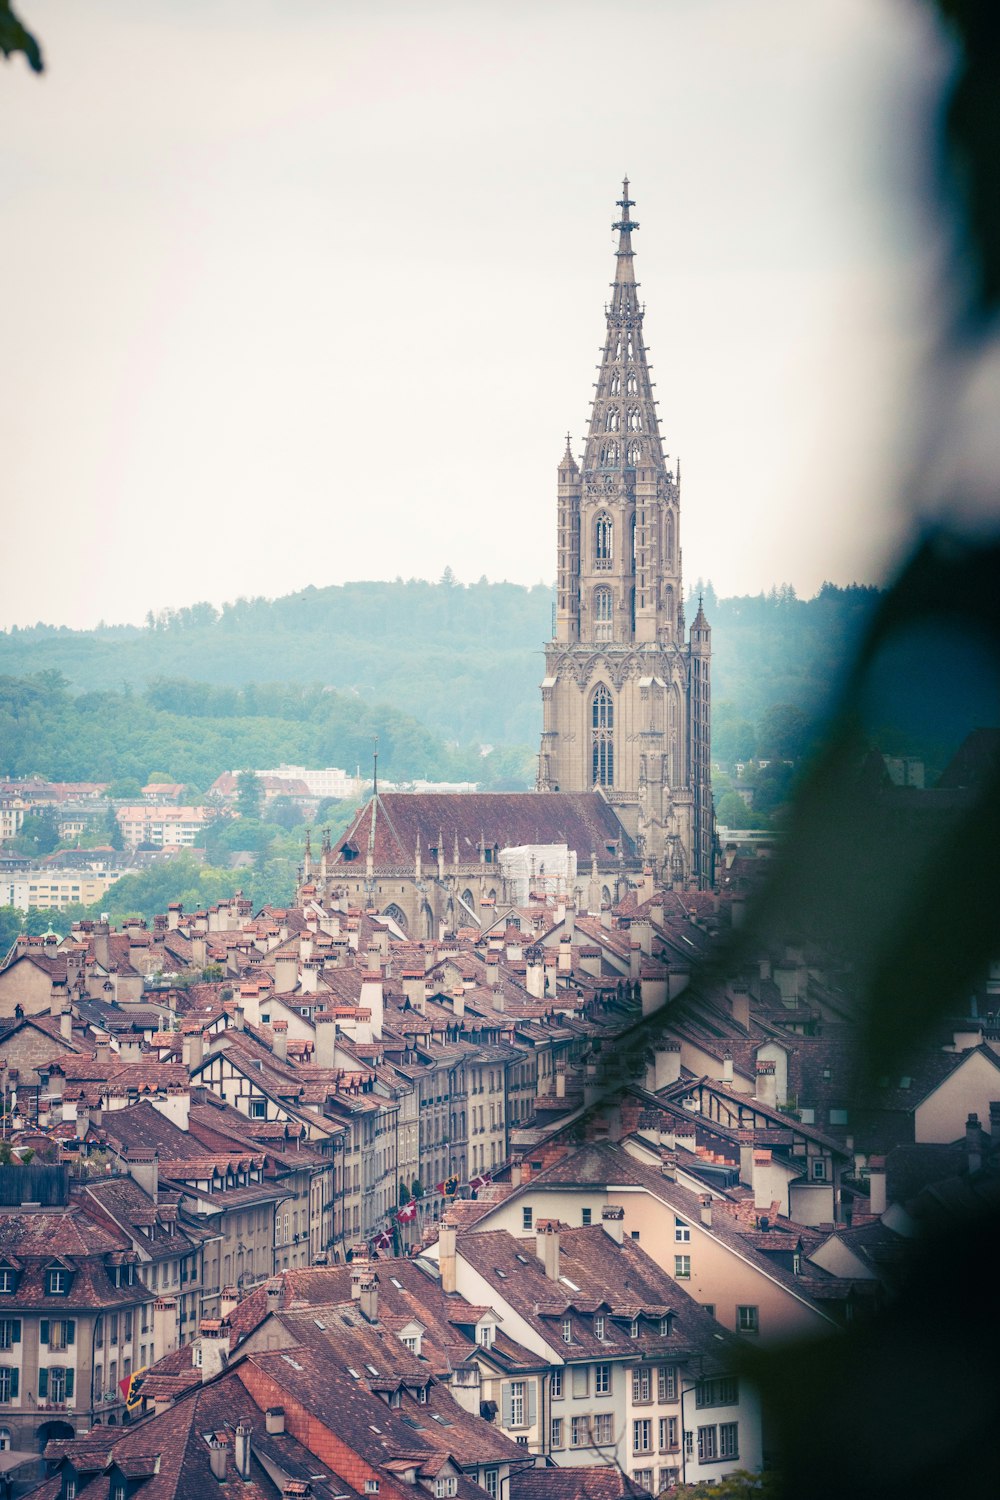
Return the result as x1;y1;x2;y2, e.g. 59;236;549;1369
537;182;714;887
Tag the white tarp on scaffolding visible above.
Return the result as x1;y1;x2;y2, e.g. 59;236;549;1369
499;844;577;906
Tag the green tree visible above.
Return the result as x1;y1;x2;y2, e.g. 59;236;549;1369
236;770;263;820
16;808;59;855
0;907;23;955
107;777;143;799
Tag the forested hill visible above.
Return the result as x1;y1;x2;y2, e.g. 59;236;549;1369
0;578;884;762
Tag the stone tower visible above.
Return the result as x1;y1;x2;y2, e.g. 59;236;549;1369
537;181;714;888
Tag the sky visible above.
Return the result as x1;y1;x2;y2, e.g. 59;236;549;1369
1;0;957;629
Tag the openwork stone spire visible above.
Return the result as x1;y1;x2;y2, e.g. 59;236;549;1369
582;178;666;479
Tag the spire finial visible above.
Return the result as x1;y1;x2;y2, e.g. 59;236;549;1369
613;176;638;235
372;735;379;798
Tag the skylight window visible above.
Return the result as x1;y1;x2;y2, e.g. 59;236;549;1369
347;1367;361;1379
559;1276;581;1292
390;1277;403;1288
366;1364;380;1376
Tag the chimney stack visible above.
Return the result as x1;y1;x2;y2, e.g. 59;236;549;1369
966;1112;983;1173
314;1013;336;1069
271;1019;288;1063
234;1420;253;1482
207;1436;229;1482
536;1219;560;1281
699;1195;713;1227
359;1273;379;1324
265;1407;285;1436
601;1205;624;1244
722;1051;734;1085
438;1221;457;1294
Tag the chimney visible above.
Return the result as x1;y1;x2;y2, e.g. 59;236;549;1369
451;985;465;1020
265;1407;285;1436
966;1112;983;1173
755;1061;778;1108
350;1259;371;1300
359;1273;379;1324
274;954;298;994
661;1153;677;1181
118;1035;143;1067
60;1009;73;1044
190;933;207;970
438;1221;457;1294
314;1013;336;1069
234;1421;253;1482
652;1043;681;1092
95;1034;111;1068
93;922;111;971
525;947;545;999
272;1019;288;1063
196;1318;232;1382
536;1219;560;1281
402;972;426;1014
126;1150;158;1204
629;938;642;981
182;1032;204;1072
167;902;182;931
728;982;750;1030
722;1051;734;1085
208;1436;229;1482
699;1195;713;1227
558;936;573;973
555;1063;566;1099
231;1004;246;1033
220;1286;239;1318
868;1161;887;1216
601;1205;624;1244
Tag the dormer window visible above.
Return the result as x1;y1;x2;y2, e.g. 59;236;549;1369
594;1315;605;1341
477;1324;494;1349
416;1384;428;1404
561;1318;572;1344
0;1269;16;1295
630;1318;639;1338
659;1316;671;1336
46;1269;69;1297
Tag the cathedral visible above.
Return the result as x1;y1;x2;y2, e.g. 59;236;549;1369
319;183;713;934
537;180;713;888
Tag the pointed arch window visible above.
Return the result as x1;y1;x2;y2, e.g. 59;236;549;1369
627;440;642;468
665;510;675;567
595;513;613;569
605;407;621;433
609;372;621;396
627;407;642;431
600;440;620;467
592;686;614;787
626;370;638;396
626;333;636;358
594;587;613;642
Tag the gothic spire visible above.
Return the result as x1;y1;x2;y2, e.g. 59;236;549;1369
583;179;665;476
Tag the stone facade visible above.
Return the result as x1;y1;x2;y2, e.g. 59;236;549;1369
538;182;714;888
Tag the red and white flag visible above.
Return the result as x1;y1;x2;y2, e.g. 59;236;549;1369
396;1200;418;1223
469;1173;491;1191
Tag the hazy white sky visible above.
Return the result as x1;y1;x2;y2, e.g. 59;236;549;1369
1;0;952;629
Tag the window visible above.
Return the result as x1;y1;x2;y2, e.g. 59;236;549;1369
40;1366;74;1402
593;1413;613;1445
0;1322;19;1352
572;1366;588;1397
46;1269;68;1296
658;1366;677;1402
594;1315;605;1341
250;1099;267;1120
0;1271;13;1295
674;1255;691;1280
632;1367;651;1402
630;1318;640;1337
720;1422;739;1458
561;1318;573;1344
477;1324;494;1349
434;1478;457;1497
659;1469;680;1491
582;1208;592;1226
633;1418;652;1453
112;1484;126;1500
0;1368;18;1403
42;1320;74;1352
591;685;614;787
595;1363;611;1395
698;1425;718;1461
570;1416;587;1448
812;1158;827;1180
510;1381;525;1427
522;1207;533;1231
737;1306;759;1336
551;1417;563;1449
660;1415;678;1449
599;513;614;564
634;1470;653;1492
365;1484;379;1495
594;587;614;641
484;1471;499;1499
674;1216;690;1243
551;1369;563;1399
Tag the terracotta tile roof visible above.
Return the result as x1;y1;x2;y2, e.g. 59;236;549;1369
511;1467;652;1500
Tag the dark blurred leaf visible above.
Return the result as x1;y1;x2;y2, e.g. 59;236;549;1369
0;1;43;72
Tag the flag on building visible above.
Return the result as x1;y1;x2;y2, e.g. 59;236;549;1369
396;1200;418;1223
469;1173;491;1192
444;1174;459;1197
